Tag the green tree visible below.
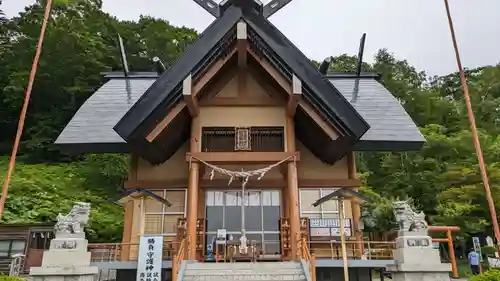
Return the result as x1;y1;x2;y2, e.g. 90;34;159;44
0;1;198;241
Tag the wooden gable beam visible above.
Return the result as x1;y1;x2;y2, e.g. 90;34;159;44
146;50;236;142
237;22;248;68
183;74;199;117
298;100;339;140
247;47;292;94
287;74;302;116
237;21;248;98
146;101;186;142
193;48;237;96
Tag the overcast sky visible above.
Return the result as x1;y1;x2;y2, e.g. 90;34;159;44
3;0;500;76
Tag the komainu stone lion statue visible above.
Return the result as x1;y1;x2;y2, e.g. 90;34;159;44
392;200;428;232
54;202;91;235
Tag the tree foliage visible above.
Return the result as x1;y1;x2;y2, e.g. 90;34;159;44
0;2;499;242
0;0;196;242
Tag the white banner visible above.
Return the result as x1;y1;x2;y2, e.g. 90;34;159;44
472;237;483;262
137;236;163;281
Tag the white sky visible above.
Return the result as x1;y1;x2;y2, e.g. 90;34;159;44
3;0;500;76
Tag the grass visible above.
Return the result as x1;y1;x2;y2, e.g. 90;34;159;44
457;259;490;279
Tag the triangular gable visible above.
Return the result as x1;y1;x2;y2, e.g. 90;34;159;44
199;69;285;106
113;3;369;165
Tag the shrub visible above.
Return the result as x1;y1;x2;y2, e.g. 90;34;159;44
469;269;500;281
0;275;26;281
481;246;497;257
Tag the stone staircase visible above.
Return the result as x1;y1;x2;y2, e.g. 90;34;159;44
180;261;309;281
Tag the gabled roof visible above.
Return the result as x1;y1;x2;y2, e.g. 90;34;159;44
55;78;155;153
55;74;425;154
113;4;370;164
116;188;172;206
328;76;425;151
55;3;426;160
312;188;371;207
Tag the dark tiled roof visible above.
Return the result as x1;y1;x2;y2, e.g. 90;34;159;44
55;76;425;153
328;78;425;151
55;79;155;152
312;188;371;207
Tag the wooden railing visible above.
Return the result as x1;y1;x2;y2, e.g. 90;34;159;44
201;127;284;152
172;238;188;281
88;239;395;262
88;242;180;262
297;235;316;281
306;240;395;260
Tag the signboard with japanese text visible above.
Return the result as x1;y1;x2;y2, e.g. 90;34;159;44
308;218;352;240
309;218;351;228
216;229;227;245
137;236;163;281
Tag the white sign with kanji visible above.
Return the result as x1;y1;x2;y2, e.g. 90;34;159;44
137;236;163;281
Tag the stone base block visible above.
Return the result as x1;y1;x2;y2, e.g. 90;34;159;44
30;266;98;276
387;263;452;273
41;251;92;267
30;266;99;281
393;247;442;265
390;272;451;281
395;236;433;249
49;238;88;251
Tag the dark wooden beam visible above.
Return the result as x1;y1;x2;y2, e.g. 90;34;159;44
146;101;186;142
237;21;248;98
287;74;302;116
237;21;248;68
124;178;361;189
298;100;338;140
186;151;300;164
183;74;199;117
247;47;292;94
193;48;237;96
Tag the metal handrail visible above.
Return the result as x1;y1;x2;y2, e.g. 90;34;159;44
9;254;25;276
172;237;188;281
297;235;316;281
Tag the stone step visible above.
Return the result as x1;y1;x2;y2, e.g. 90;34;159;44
185;262;302;270
184;270;305;275
180;262;307;281
182;275;306;281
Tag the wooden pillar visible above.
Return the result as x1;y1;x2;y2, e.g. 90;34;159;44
347;152;363;255
447;230;459;278
286;117;300;258
339;198;349;281
187;117;201;260
121;154;137;261
282;183;289;220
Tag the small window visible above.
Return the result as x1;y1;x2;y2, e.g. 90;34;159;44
0;241;10;257
0;240;26;258
234;127;251;151
11;241;26;255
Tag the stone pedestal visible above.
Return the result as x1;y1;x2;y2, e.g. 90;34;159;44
30;234;98;281
386;231;451;281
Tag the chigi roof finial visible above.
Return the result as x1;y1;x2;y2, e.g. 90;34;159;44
192;0;292;19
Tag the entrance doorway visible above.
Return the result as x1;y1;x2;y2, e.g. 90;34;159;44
205;190;281;256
